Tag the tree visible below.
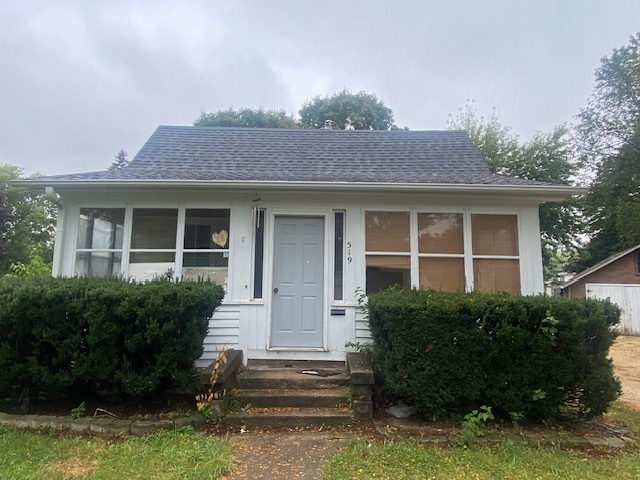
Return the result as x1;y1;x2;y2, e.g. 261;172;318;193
447;102;583;274
108;148;129;171
299;90;399;130
195;91;403;131
0;189;9;259
571;130;640;271
446;101;519;173
194;107;298;128
570;33;640;271
576;32;640;164
0;164;56;274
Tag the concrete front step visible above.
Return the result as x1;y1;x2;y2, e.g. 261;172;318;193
224;407;354;427
236;368;350;390
236;388;350;409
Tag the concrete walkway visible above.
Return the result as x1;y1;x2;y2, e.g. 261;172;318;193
221;431;351;480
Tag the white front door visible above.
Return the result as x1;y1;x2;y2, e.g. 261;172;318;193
271;216;324;348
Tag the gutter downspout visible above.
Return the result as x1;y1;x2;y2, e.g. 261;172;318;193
45;186;62;206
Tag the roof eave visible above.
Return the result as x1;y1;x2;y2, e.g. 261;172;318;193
17;179;586;201
560;244;640;290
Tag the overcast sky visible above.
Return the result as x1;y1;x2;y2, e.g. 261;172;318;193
1;1;638;176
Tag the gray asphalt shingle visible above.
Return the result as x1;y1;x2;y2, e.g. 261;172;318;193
33;126;557;186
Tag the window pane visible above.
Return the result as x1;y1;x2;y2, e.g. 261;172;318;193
418;213;463;254
334;211;344;301
365;211;410;252
183;252;228;267
131;209;178;249
184;209;230;249
366;255;410;293
77;208;125;249
182;253;229;287
419;257;465;292
130;252;175;263
473;259;520;294
253;209;265;299
75;252;122;277
472;214;518;256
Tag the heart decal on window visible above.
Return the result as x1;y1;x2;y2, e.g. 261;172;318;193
211;229;228;248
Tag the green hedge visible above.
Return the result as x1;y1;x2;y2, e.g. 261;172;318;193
368;288;621;420
0;276;224;400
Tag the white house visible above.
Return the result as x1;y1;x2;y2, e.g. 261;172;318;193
22;126;583;365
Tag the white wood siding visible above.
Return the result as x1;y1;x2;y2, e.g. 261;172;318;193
51;188;548;362
586;284;640;336
196;304;241;367
355;307;372;345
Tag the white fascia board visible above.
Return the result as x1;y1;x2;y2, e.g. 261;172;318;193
19;179;587;202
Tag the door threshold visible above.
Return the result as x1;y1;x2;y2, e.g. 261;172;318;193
268;347;326;352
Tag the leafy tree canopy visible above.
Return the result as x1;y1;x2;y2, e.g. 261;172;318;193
195;91;403;131
570;33;640;271
0;164;56;274
0;189;9;260
108;148;129;171
194;107;298;128
447;101;583;275
299;90;399;130
570;130;640;271
576;32;640;163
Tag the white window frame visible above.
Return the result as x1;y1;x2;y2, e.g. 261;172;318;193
363;208;522;294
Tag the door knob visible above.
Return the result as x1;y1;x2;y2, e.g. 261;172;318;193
273;288;279;293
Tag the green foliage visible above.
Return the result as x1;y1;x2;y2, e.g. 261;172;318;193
460;406;494;446
572;33;640;271
8;245;51;277
70;401;86;418
0;164;56;274
367;288;621;420
0;276;224;401
571;131;640;271
194;107;298;128
576;32;640;163
447;103;583;274
0;190;8;260
195;91;403;132
344;341;371;353
299;90;400;130
108;148;129;171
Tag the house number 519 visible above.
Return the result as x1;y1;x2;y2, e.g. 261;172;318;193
347;241;352;264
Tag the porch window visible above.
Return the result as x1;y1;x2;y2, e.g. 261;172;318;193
471;214;520;293
75;208;125;277
418;213;465;292
129;208;178;280
365;211;411;293
182;209;230;287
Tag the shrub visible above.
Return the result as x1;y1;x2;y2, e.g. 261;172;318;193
0;276;224;400
367;288;621;420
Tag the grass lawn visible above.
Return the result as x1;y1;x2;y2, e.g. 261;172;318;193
326;441;640;479
0;426;233;479
326;402;640;480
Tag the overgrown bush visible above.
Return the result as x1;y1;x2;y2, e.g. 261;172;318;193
368;288;621;420
0;276;224;401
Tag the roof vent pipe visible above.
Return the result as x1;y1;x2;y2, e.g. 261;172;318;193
323;119;334;130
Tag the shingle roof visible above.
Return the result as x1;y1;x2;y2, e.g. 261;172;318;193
560;244;640;290
33;126;558;186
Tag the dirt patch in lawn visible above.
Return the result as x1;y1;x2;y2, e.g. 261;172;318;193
45;458;99;478
610;335;640;410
